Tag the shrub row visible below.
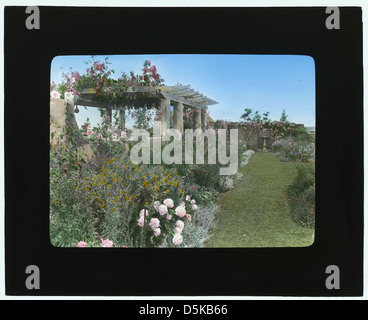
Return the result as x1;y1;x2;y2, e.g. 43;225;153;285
286;163;315;228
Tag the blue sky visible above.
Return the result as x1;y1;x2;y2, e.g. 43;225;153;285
51;54;315;127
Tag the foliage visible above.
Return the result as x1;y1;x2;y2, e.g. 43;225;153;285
280;109;288;122
50;171;99;247
238;108;313;147
240;108;269;123
274;140;315;162
286;163;315;228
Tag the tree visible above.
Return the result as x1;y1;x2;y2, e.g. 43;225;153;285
280;109;288;122
240;108;253;121
240;108;270;123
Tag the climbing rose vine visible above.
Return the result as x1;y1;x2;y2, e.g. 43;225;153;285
51;56;165;107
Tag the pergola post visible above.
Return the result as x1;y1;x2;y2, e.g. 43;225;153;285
105;108;112;127
160;97;171;134
173;102;184;134
193;108;202;133
201;107;207;131
119;107;126;131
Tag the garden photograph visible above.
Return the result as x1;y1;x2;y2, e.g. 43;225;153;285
49;54;316;248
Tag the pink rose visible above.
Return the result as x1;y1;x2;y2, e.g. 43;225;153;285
154;201;160;212
137;216;145;227
163;198;174;208
158;204;168;215
191;204;198;211
185;195;191;201
190;199;196;205
175;206;186;217
149;218;160;230
139;209;148;217
172;233;183;245
166;214;172;221
77;241;87;247
101;239;113;247
186;214;192;222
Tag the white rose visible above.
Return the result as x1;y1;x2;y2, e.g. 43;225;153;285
163;198;174;208
50;90;61;99
64;91;74;101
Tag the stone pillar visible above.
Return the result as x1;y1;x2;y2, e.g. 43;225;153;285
173;102;184;134
105;108;112;127
201;107;207;131
193;108;202;131
119;107;126;131
160;97;171;134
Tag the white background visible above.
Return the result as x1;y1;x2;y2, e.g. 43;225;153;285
0;0;366;300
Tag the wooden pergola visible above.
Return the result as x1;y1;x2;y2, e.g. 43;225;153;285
76;85;218;134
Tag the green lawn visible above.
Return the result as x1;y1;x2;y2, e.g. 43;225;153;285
205;152;315;247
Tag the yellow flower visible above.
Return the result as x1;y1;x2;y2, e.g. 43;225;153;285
145;201;149;205
143;180;150;187
56;200;61;205
100;204;105;209
85;197;89;201
111;208;116;212
125;196;130;201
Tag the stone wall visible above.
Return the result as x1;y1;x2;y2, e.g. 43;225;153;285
50;98;96;167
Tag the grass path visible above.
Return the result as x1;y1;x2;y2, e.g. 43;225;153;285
205;152;315;247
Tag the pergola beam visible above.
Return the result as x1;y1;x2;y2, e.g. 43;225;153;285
76;85;217;109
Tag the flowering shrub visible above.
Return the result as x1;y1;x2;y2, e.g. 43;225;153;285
51;151;194;247
135;195;199;247
159;204;219;248
275;141;315;162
